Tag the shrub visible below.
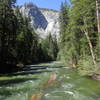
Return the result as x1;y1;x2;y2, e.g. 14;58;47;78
77;56;95;76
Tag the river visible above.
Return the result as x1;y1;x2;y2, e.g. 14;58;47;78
0;61;100;100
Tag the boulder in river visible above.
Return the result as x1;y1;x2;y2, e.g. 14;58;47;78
92;74;100;81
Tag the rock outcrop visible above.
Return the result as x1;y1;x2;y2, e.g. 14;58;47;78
19;3;60;38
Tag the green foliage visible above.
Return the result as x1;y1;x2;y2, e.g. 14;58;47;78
59;0;100;75
15;9;39;64
59;1;80;66
15;7;59;64
40;33;59;61
0;0;18;64
77;56;95;76
0;1;59;73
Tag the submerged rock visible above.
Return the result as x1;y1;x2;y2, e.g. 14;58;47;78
43;73;57;88
30;93;43;100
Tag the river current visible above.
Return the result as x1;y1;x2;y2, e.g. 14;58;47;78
0;62;100;100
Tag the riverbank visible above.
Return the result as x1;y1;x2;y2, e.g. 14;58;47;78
66;62;100;81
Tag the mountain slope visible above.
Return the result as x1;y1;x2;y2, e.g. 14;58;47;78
19;3;60;38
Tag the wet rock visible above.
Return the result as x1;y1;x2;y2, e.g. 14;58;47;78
92;74;100;81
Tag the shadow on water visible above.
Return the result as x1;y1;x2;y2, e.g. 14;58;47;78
0;64;63;77
24;65;64;71
0;63;64;86
0;64;61;86
0;70;53;87
9;65;64;76
7;70;53;77
0;69;52;99
0;63;64;100
0;77;38;86
0;77;38;99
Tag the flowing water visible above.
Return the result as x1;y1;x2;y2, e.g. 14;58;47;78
0;61;100;100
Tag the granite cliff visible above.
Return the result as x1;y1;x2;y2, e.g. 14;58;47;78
19;3;60;38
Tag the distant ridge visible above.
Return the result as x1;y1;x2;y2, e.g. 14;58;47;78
39;8;59;12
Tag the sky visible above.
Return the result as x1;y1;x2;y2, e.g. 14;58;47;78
16;0;70;11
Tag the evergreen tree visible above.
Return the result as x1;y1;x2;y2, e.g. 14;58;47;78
40;33;59;61
59;1;69;49
15;8;37;64
0;0;18;64
59;0;98;67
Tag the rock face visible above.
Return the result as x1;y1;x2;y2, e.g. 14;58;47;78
40;8;60;38
19;3;60;38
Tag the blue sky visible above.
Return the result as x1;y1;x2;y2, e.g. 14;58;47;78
16;0;70;11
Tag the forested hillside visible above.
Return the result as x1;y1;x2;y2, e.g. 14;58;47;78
0;0;58;73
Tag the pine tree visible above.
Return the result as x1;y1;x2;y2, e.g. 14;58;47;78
59;0;98;68
0;0;18;64
59;1;69;49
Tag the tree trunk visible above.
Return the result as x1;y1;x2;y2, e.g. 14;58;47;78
96;0;100;42
84;30;96;65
